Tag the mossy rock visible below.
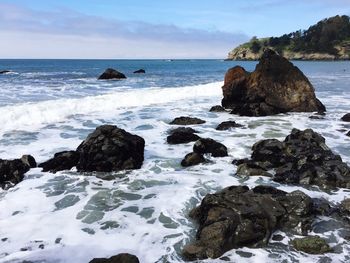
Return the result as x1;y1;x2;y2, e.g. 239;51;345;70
291;236;332;254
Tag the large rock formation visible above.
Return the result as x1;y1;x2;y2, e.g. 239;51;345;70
89;253;139;263
98;68;126;80
183;185;316;260
235;128;350;189
0;155;37;189
76;125;145;172
222;49;326;116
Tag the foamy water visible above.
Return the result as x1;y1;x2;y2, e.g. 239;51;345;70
1;60;350;263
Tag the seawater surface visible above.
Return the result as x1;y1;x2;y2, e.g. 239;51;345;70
0;59;350;263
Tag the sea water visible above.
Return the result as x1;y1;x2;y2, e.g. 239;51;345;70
0;59;350;263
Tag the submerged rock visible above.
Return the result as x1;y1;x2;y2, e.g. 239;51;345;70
98;68;126;80
216;121;243;130
39;151;79;173
181;152;205;167
133;69;145;74
291;236;331;254
76;125;145;172
222;49;326;116
237;128;350;189
183;185;315;260
169;117;206;125
0;155;36;189
89;253;139;263
193;138;228;157
341;113;350;122
209;105;226;112
167;128;200;144
0;70;10;74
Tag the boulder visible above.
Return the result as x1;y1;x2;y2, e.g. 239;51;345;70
291;236;331;254
181;152;205;167
183;185;315;260
133;69;145;74
0;155;36;189
339;198;350;217
221;49;326;116
236;128;350;189
341;113;350;122
76;125;145;172
193;138;228;157
98;68;126;80
89;253;139;263
167;128;200;144
209;105;226;112
39;151;79;173
215;121;243;130
169;117;205;125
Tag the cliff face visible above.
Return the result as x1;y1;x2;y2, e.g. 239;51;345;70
227;15;350;61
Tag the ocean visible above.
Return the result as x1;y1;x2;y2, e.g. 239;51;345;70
0;59;350;263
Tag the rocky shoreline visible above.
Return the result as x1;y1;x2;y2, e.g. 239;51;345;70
1;51;350;262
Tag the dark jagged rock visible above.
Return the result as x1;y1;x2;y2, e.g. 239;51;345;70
167;128;200;144
133;69;145;74
341;113;350;122
222;50;326;116
39;151;79;173
291;236;331;254
89;253;140;263
169;117;205;125
346;131;350;137
339;198;350;217
0;70;10;74
236;163;272;177
0;155;36;189
193;138;228;157
237;128;350;189
181;152;205;167
216;121;243;130
183;185;315;260
98;68;126;80
76;125;145;172
209;105;226;112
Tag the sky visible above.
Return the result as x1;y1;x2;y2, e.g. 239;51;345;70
0;0;349;59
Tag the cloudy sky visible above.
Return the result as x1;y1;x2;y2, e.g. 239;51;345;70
0;0;349;59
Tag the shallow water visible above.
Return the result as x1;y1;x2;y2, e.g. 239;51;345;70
0;60;350;263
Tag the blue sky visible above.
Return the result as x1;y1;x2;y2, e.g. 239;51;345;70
0;0;349;58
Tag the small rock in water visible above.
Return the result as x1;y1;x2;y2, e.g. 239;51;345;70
89;253;140;263
181;152;205;167
216;121;243;130
209;105;226;112
341;113;350;122
167;128;200;144
291;236;331;254
169;116;206;125
193;138;228;157
133;69;145;74
0;70;10;74
98;68;126;80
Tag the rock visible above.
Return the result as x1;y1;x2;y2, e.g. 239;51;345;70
183;185;315;260
222;49;326;116
39;151;79;173
169;117;206;125
0;70;10;74
341;113;350;122
193;138;228;157
98;68;126;80
133;69;145;74
0;155;36;189
291;236;331;254
181;152;205;167
168;127;198;134
236;163;272;177
346;131;350;137
167;128;200;144
76;125;145;172
339;198;350;217
216;121;243;130
89;253;140;263
238;128;350;189
209;105;226;112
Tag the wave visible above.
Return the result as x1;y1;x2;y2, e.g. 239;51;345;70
0;82;222;134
